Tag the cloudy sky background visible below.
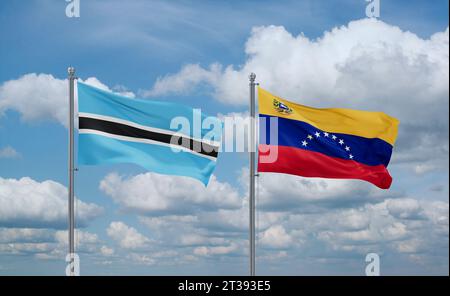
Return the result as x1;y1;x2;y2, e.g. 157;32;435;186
0;0;448;275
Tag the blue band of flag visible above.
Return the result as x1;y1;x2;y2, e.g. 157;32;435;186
259;114;393;167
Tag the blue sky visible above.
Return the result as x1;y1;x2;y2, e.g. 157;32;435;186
0;0;448;275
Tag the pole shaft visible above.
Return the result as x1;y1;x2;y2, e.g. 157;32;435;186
68;67;75;276
249;73;256;276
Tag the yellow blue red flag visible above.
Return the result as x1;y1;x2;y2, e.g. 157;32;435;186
258;87;399;189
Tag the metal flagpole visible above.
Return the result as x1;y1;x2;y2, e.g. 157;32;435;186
68;66;76;276
249;73;256;276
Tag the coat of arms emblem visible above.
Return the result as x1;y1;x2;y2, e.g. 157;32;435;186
273;99;293;115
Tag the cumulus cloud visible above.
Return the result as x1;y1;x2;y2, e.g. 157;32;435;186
0;73;68;125
100;172;241;215
259;225;293;249
0;228;53;244
0;242;53;255
0;228;103;257
147;19;448;109
176;233;232;248
0;146;20;159
54;229;100;246
136;178;447;273
0;176;102;228
291;198;448;256
147;19;449;173
107;221;150;250
386;198;425;220
252;171;398;212
107;162;446;272
127;253;157;265
143;64;222;97
100;245;115;256
192;207;284;234
0;73;135;127
193;243;239;257
52;229;103;255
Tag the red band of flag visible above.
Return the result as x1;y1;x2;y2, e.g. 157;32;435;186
258;144;393;189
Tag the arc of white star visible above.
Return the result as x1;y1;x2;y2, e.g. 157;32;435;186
349;154;354;159
332;135;337;140
339;139;344;145
345;146;350;151
301;140;308;147
307;135;313;140
315;132;321;138
323;132;329;137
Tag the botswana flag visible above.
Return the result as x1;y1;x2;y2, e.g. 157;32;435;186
77;82;221;185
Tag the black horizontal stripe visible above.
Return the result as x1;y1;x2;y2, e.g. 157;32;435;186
79;117;218;158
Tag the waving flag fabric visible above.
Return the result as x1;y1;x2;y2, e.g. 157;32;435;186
257;88;399;189
77;82;221;185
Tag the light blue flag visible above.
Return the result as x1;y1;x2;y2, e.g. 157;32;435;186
77;82;222;185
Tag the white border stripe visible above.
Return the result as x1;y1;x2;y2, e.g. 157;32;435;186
78;112;221;147
79;129;217;162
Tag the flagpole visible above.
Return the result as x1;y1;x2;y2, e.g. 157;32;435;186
68;66;76;276
249;73;256;276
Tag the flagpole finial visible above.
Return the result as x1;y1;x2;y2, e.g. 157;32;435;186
68;67;75;77
249;72;256;82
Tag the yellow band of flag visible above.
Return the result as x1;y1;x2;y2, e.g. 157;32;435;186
258;87;399;146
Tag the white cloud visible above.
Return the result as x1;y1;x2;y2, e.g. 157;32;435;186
178;234;206;246
143;63;222;97
0;228;53;244
54;230;100;246
422;201;449;228
254;171;396;212
192;207;285;234
336;209;371;231
0;146;20;159
394;238;424;254
147;19;448;109
107;221;150;250
259;225;293;249
0;176;102;228
51;229;102;255
127;250;182;266
193;243;238;256
194;208;250;233
386;198;425;220
309;198;447;254
100;245;115;256
0;242;53;255
127;253;156;265
100;172;241;215
0;228;102;257
139;215;199;232
0;73;135;127
178;233;226;247
82;77;136;98
0;73;67;126
258;250;288;262
82;77;111;92
124;167;446;270
98;179;447;273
